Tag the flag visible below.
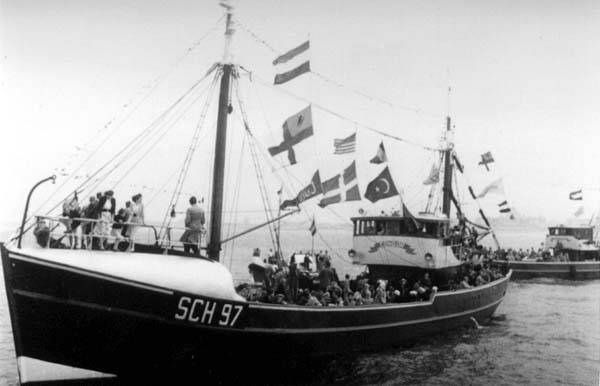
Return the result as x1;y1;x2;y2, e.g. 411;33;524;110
280;170;322;209
334;132;356;154
277;186;282;195
274;61;311;85
364;166;399;203
370;141;388;164
309;217;317;236
574;206;584;217
402;202;421;228
268;106;314;165
476;178;505;198
423;164;440;185
569;189;583;201
272;40;310;66
498;200;511;214
453;154;464;173
478;151;494;171
318;161;361;207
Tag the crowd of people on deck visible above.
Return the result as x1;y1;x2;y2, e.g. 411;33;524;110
238;249;505;307
34;190;145;251
487;246;571;262
33;192;206;254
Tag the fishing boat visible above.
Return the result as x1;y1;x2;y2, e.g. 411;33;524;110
492;224;600;280
1;4;511;384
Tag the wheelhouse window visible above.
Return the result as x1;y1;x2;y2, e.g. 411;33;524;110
353;218;447;238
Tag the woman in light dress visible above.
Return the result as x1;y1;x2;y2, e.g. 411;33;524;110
126;193;144;252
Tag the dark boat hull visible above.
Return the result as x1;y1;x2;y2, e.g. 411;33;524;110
491;260;600;280
2;243;510;379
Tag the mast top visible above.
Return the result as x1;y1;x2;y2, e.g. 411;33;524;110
219;1;235;64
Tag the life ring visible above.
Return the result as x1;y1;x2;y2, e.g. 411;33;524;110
424;253;433;262
348;249;356;258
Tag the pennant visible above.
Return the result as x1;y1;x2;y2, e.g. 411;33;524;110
574;206;584;217
364;166;399;203
280;170;322;209
273;40;310;66
569;190;582;201
334;132;356;155
370;141;388;164
478;151;494;171
476;178;505;198
274;61;311;85
268;106;313;165
319;161;361;208
453;154;464;173
423;164;440;185
309;217;317;236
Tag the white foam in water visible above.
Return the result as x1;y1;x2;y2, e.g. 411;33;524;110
17;356;115;383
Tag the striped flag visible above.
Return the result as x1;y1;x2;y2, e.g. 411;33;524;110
498;200;511;213
273;41;310;66
333;133;356;154
309;217;317;236
274;61;311;85
569;190;583;201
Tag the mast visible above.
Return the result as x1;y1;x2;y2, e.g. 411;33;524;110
442;116;453;218
208;7;234;262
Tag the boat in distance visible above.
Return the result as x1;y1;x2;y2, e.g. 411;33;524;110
492;224;600;280
2;4;512;384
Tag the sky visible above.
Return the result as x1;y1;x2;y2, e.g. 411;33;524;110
1;0;600;235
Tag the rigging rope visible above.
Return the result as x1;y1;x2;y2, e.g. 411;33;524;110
33;17;225;219
235;18;445;120
251;73;442;152
21;69;218;237
158;69;221;240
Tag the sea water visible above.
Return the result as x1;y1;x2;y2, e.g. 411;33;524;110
1;226;599;386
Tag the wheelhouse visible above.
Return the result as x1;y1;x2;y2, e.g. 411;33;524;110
548;226;594;241
351;215;449;239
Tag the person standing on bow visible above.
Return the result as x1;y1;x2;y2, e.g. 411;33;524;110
96;190;116;250
126;193;144;252
179;196;205;256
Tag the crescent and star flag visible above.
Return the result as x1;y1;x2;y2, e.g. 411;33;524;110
569;189;583;201
268;106;313;165
574;206;584;217
364;166;399;203
280;170;322;209
333;132;356;154
423;164;440;185
476;178;505;198
370;141;388;164
309;217;317;236
274;61;311;85
319;161;361;207
273;40;310;65
478;151;495;171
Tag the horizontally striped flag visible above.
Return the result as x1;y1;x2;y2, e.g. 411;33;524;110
333;133;356;154
273;40;310;66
